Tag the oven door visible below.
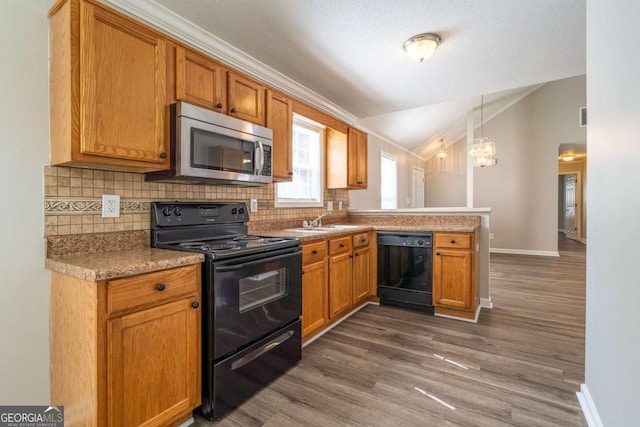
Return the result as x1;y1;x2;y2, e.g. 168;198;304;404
209;248;302;360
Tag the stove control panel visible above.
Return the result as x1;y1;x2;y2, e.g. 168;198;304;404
152;202;249;227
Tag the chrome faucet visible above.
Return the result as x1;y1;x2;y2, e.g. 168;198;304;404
304;211;331;228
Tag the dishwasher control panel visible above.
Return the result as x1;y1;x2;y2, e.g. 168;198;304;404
377;231;432;247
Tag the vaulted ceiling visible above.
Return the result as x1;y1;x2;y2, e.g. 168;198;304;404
147;0;586;157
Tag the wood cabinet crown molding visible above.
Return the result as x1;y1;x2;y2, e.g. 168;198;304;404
101;0;357;125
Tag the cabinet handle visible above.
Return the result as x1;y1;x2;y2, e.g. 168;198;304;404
230;107;237;114
450;239;456;244
361;238;366;243
436;252;441;256
159;152;167;159
349;254;353;258
156;283;166;291
216;102;223;109
339;243;345;248
302;270;305;275
312;250;318;255
354;253;359;257
357;181;363;184
191;301;199;309
288;171;294;175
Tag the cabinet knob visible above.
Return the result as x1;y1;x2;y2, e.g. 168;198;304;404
450;239;456;244
312;249;318;255
436;252;441;256
357;181;363;185
339;243;345;248
156;283;166;291
354;253;359;257
191;301;199;309
349;254;353;258
159;152;167;159
216;102;223;109
361;239;366;243
288;171;294;175
230;107;237;114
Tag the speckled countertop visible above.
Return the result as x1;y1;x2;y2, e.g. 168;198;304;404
46;248;204;282
260;224;480;243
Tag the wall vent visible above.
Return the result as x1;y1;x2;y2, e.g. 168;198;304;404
579;107;587;127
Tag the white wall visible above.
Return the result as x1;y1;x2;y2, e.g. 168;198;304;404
0;0;53;404
584;0;640;424
349;134;423;210
474;76;586;253
424;137;467;207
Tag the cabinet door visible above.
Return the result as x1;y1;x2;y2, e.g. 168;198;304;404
267;89;293;181
352;246;370;305
227;72;265;125
347;128;368;188
433;250;473;309
302;259;328;338
80;2;167;163
175;46;226;112
329;252;353;319
108;297;200;427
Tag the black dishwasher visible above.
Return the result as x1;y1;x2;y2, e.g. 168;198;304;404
377;231;433;313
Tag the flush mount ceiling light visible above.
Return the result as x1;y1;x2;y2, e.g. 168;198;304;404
560;153;575;162
437;138;447;160
469;95;497;168
403;33;441;62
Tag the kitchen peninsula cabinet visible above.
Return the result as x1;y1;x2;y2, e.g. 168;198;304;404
49;0;170;171
301;241;328;339
433;231;479;321
267;89;294;181
50;263;201;426
326;127;368;189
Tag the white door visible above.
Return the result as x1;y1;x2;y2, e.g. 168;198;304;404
565;174;577;240
412;167;425;208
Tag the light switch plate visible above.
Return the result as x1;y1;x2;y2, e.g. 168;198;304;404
102;194;120;218
250;199;258;213
327;201;333;211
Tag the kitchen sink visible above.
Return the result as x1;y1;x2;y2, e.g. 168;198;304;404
284;225;361;233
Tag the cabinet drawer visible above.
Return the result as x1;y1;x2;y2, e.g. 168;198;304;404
303;241;327;265
435;233;472;249
329;236;352;255
108;264;199;316
352;232;369;248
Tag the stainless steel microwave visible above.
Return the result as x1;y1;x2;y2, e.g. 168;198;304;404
146;101;273;186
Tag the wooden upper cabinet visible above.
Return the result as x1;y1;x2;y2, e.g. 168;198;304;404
326;127;368;189
227;72;266;125
175;46;226;112
267;89;293;181
347;128;368;188
49;0;170;171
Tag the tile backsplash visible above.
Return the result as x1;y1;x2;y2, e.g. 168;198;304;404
44;166;349;237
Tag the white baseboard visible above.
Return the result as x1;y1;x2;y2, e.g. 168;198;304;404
490;248;560;257
580;238;587;244
558;228;566;233
576;383;604;427
434;305;481;323
480;297;493;309
302;301;374;347
178;417;194;427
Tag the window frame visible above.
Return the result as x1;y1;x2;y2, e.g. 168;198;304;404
274;114;325;208
380;151;398;209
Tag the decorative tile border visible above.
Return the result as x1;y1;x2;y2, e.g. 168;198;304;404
45;198;153;215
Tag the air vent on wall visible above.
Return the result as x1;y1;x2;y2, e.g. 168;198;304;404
579;107;587;127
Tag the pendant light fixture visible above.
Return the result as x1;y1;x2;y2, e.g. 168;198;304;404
437;138;447;160
469;95;497;167
403;33;441;62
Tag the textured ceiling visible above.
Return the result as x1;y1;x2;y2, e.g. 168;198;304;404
154;0;586;155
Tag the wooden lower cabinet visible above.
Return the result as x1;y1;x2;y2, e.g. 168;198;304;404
301;259;328;337
433;231;478;320
329;251;353;319
50;263;201;426
352;246;371;305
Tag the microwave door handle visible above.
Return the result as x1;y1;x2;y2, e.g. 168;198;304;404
255;140;265;175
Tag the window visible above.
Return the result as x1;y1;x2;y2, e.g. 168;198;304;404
275;115;324;207
380;152;397;209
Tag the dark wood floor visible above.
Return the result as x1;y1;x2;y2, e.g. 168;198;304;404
197;235;586;426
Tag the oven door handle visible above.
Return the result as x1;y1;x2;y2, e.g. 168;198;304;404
215;250;302;272
231;330;295;371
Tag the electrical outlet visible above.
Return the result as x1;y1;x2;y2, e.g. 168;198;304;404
327;201;333;211
250;199;258;213
338;201;343;210
102;194;120;218
489;233;495;239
